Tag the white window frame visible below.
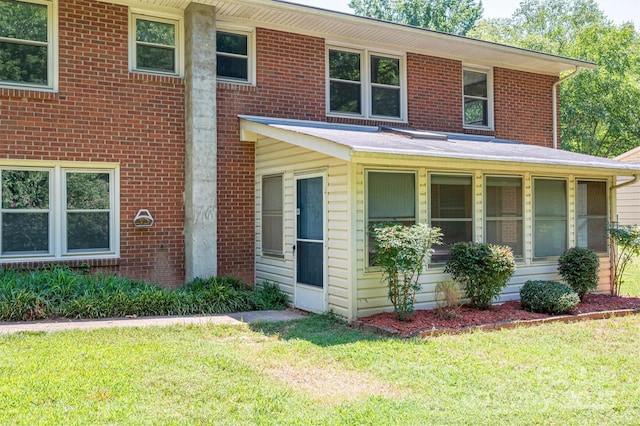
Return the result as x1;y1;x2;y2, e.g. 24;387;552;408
327;45;406;121
484;175;524;258
216;24;256;85
0;161;120;261
533;177;568;260
0;0;58;91
365;169;417;268
261;174;284;257
129;10;183;77
462;66;494;130
576;179;608;254
429;172;474;263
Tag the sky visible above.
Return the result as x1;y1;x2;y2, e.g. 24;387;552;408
291;0;640;26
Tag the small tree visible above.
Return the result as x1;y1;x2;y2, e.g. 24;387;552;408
371;223;442;321
608;224;640;296
444;242;516;310
557;247;599;301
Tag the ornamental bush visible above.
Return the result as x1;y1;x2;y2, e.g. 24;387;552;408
557;247;599;301
520;280;580;315
444;242;516;310
372;223;442;321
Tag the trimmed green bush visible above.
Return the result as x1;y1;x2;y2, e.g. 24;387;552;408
558;247;599;300
520;280;580;314
0;265;289;321
251;281;289;310
444;242;516;310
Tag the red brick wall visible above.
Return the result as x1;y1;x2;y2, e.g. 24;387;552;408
0;0;185;286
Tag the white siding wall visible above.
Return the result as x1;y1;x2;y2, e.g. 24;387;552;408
354;162;614;319
616;151;640;225
255;138;351;317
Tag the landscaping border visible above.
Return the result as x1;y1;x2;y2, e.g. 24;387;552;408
350;308;640;338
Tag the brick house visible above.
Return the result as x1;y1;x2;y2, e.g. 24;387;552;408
2;0;639;319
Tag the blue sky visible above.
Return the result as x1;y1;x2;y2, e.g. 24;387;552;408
291;0;639;25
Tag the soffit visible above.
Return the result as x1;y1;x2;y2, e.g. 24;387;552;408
106;0;595;76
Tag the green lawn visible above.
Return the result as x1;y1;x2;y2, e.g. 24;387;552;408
621;257;640;296
2;314;640;425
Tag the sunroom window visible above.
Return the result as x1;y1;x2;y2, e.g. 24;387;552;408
485;176;523;257
577;180;608;253
534;178;567;258
430;174;473;262
367;171;416;266
0;0;53;88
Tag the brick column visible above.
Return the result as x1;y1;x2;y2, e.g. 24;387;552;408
184;3;217;281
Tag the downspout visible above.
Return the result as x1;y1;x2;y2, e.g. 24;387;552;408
552;67;583;149
610;174;640;190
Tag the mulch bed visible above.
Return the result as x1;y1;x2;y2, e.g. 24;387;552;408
353;294;640;338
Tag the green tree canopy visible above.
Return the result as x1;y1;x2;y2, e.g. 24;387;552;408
469;0;640;157
348;0;483;36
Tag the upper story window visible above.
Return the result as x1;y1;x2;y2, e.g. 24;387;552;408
328;47;404;120
1;164;119;259
463;68;493;129
216;28;254;84
577;180;608;253
0;0;56;89
130;12;181;76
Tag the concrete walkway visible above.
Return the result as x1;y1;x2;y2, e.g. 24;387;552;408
0;310;307;335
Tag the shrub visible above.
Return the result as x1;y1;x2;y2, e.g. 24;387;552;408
435;280;462;320
372;223;442;321
558;247;599;300
608;224;640;296
444;242;516;310
251;281;289;310
520;280;580;315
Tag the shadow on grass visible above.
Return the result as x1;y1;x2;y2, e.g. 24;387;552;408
249;313;385;347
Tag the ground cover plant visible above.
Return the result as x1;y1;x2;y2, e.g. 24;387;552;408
0;266;287;321
2;314;640;424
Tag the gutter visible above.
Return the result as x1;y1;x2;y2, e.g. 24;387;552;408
611;174;640;190
552;67;583;149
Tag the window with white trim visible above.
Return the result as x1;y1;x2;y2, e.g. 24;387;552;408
577;180;608;253
463;68;493;129
328;47;403;120
533;178;567;258
131;13;180;75
0;0;55;88
262;174;283;256
485;176;523;257
216;29;253;83
366;171;416;266
0;166;118;259
430;174;473;262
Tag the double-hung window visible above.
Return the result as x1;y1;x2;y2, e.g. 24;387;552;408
328;47;403;120
430;174;473;262
463;68;492;129
485;176;523;257
367;171;416;266
1;166;118;259
262;175;284;257
131;13;180;75
577;180;608;252
533;178;567;258
216;29;253;83
0;0;55;88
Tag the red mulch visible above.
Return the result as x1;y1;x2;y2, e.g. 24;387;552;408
357;294;640;337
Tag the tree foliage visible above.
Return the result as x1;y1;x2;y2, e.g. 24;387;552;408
608;224;640;296
469;0;640;157
348;0;483;35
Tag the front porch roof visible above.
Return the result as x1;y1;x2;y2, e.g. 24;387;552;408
239;115;640;176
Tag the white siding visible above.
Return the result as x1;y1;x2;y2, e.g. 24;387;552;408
615;150;640;225
255;137;350;317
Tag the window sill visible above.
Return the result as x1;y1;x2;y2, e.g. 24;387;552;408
217;81;257;92
0;86;59;100
128;72;183;85
0;257;120;270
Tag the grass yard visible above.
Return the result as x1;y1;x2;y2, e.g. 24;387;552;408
621;257;640;296
2;314;640;425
